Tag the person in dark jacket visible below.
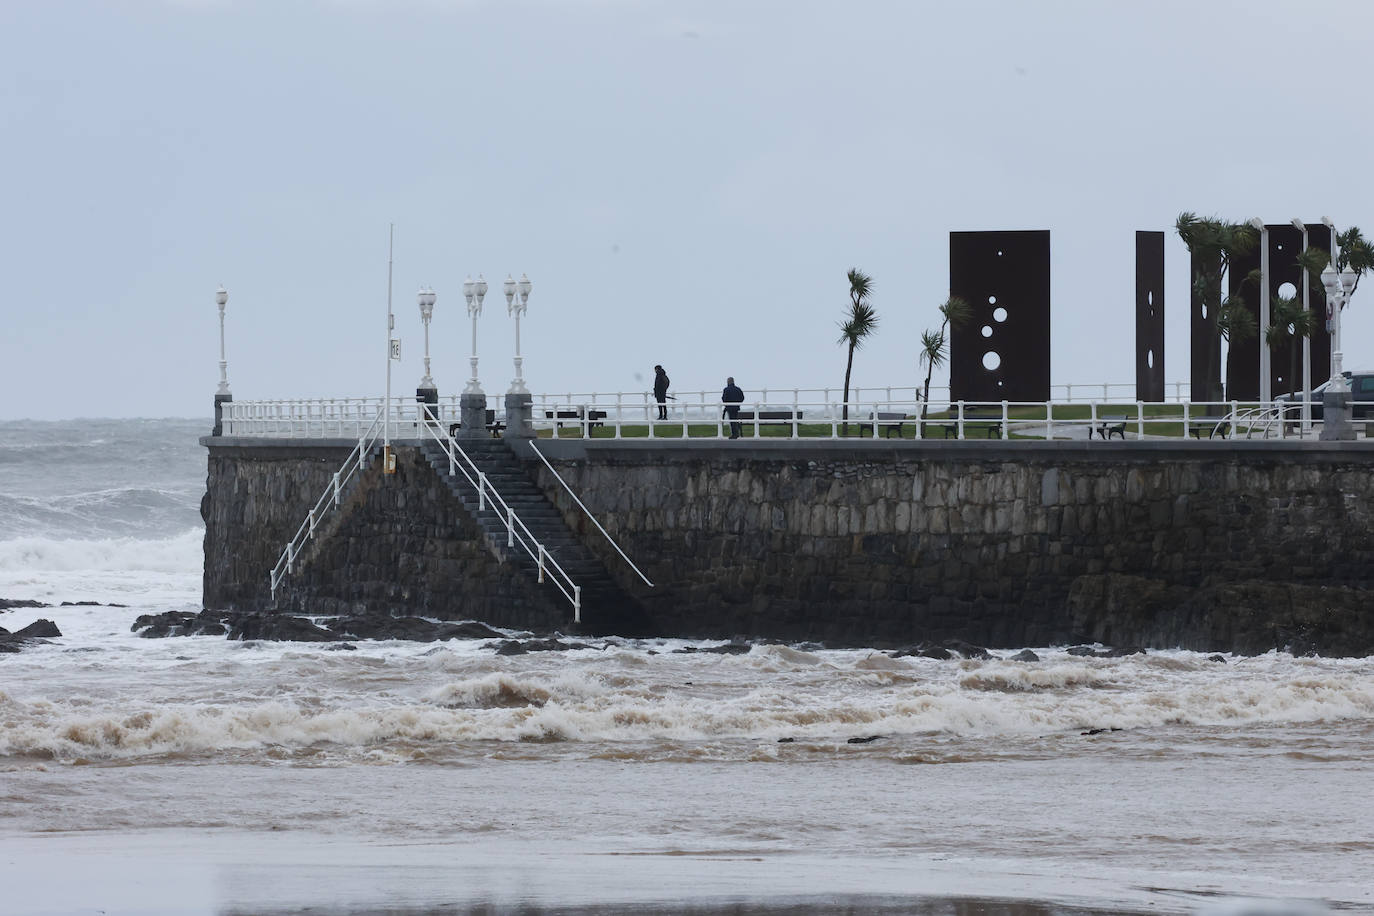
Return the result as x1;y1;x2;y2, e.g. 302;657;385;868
653;365;670;420
721;377;745;439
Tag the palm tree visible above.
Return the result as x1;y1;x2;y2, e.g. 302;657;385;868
838;268;877;435
1297;225;1374;321
1265;295;1316;398
1175;213;1259;402
918;297;971;437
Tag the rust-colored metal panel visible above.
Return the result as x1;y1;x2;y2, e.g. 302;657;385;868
949;231;1050;403
1190;248;1221;403
1226;244;1261;401
1135;231;1165;402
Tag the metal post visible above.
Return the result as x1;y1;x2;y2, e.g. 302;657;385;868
1295;219;1312;431
385;225;394;454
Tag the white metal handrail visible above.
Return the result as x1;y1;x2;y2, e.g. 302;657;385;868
270;408;386;600
526;440;654;588
417;421;584;623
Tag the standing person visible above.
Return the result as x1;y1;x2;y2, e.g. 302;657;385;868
721;376;745;439
653;365;670;420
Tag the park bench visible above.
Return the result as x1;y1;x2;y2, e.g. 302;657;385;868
1092;415;1128;440
543;407;608;433
733;410;804;426
863;411;911;438
448;410;506;438
1188;416;1231;439
933;407;1005;439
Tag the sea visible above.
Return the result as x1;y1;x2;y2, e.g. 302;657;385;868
0;418;1371;916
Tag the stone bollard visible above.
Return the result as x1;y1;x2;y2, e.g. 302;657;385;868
458;392;488;439
1320;388;1357;441
213;393;232;437
505;391;534;439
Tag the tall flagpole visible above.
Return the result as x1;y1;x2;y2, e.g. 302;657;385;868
385;224;394;465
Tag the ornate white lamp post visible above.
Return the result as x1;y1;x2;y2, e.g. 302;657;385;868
462;275;487;394
457;275;488;438
215;286;231;396
212;286;232;436
416;286;439;423
417;286;437;388
1319;249;1358;441
1320;262;1357;391
502;273;534;439
504;273;531;394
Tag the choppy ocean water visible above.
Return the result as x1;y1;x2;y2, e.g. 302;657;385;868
0;418;1371;916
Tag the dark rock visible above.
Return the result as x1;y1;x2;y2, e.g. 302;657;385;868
1066;645;1098;657
777;737;796;744
1208;654;1227;663
1009;649;1040;662
60;601;100;606
491;638;593;655
920;647;954;660
329;643;357;651
847;735;884;744
1101;646;1146;658
943;639;993;660
699;642;752;655
14;619;61;638
229;614;336;642
329;615;506;642
1081;727;1123;736
133;610;228;638
0;618;62;654
0;599;48;610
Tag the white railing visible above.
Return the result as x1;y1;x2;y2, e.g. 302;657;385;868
270;409;386;600
416;421;584;623
224;394;1370;443
525;440;654;588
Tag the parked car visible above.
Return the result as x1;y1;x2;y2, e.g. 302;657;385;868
1273;370;1374;420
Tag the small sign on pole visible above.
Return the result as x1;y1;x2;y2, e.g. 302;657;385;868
390;338;402;361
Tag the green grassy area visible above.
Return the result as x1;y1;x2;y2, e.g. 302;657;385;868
533;403;1271;440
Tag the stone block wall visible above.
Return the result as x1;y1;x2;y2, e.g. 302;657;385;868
202;436;1374;653
529;441;1374;653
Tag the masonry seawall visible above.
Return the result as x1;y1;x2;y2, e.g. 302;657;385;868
203;437;1374;654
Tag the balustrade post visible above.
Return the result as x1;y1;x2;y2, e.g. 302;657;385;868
1137;401;1145;438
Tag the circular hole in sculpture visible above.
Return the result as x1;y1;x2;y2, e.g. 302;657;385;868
1148;291;1154;306
997;250;1003;257
1277;281;1298;300
982;351;1001;371
988;295;997;305
993;307;1008;323
1147;350;1154;369
981;325;993;338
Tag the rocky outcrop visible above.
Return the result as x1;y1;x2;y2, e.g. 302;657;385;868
0;618;62;653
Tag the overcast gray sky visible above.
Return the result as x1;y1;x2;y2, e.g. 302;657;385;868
4;0;1374;419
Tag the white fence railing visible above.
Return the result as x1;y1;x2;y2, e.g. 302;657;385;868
222;394;1369;442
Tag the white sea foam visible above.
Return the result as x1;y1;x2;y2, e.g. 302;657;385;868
0;529;202;574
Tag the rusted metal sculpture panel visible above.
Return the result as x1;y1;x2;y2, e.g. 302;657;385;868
949;231;1050;403
1135;231;1165;402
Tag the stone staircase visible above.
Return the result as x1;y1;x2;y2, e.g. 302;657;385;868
418;436;652;636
